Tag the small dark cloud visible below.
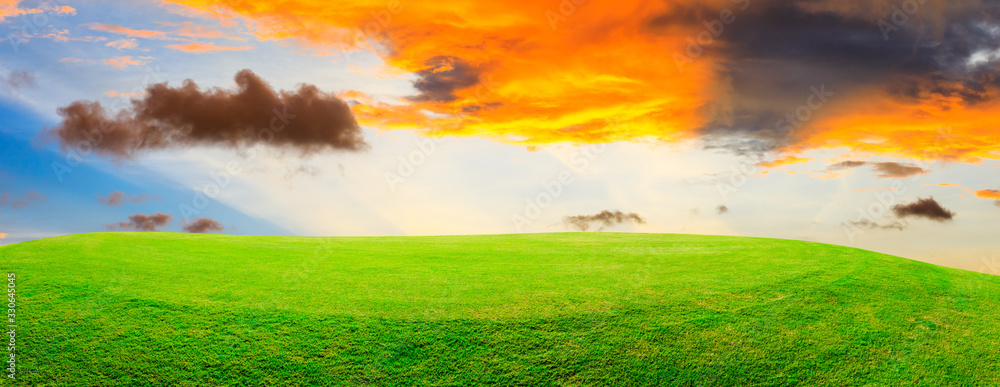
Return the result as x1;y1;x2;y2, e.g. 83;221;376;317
827;161;927;178
98;191;156;206
979;189;1000;199
106;212;173;231
892;197;955;222
45;69;367;159
717;205;729;214
995;200;1000;207
871;162;928;178
829;161;869;170
3;70;36;90
562;210;646;232
408;56;481;103
3;190;46;210
183;217;225;233
845;218;907;231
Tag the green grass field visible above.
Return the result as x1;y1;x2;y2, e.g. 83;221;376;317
3;232;1000;386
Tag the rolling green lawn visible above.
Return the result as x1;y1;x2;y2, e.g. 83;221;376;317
3;232;1000;386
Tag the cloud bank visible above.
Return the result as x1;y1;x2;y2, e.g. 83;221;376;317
106;212;173;231
183;217;225;233
47;69;367;158
562;210;646;232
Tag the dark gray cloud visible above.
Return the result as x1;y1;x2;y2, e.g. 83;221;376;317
562;210;646;232
828;161;928;178
46;69;367;159
106;212;173;231
98;191;156;206
652;0;1000;151
408;56;482;103
892;197;955;222
183;217;225;233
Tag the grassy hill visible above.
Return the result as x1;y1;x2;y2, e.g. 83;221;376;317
3;232;999;386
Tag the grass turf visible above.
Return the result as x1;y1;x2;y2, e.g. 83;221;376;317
2;232;999;386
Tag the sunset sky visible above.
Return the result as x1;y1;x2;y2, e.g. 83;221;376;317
1;0;999;271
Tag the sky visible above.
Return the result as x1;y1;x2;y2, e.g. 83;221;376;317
1;0;999;273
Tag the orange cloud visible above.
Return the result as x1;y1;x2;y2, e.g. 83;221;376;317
923;183;1000;203
165;42;254;53
84;23;171;39
758;156;813;168
164;0;1000;162
3;2;76;20
103;56;150;69
162;2;240;28
790;92;1000;163
0;232;7;239
155;21;245;41
106;38;138;50
168;0;718;145
975;189;1000;200
0;0;40;22
104;90;145;98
